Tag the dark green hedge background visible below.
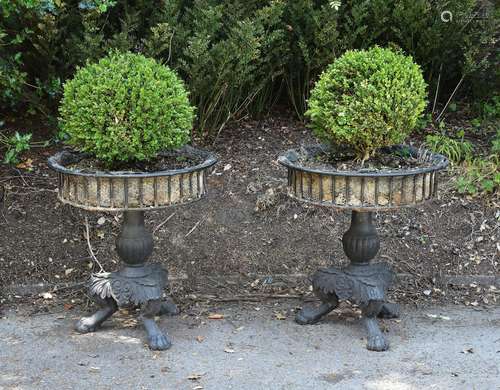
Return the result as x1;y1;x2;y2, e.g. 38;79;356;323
1;0;498;135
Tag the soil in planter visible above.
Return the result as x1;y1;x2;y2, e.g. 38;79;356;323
299;147;433;172
68;153;205;173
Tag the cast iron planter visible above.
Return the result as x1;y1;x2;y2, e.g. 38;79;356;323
49;145;216;350
279;144;447;351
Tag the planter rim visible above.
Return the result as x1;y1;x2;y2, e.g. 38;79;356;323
48;145;217;178
278;144;448;178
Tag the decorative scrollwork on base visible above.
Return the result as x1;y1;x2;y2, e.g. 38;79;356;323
313;262;393;306
89;263;167;307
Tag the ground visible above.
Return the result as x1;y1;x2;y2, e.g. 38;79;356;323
1;115;498;310
1;114;499;389
1;302;499;389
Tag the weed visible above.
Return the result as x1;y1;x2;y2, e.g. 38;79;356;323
456;131;499;196
1;131;32;165
425;133;473;164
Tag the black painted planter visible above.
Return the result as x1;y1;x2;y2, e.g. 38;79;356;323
49;145;217;350
48;145;217;211
278;144;448;210
279;144;448;351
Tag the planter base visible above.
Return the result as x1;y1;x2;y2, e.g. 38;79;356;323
295;211;399;351
74;211;179;351
295;263;398;351
75;288;179;351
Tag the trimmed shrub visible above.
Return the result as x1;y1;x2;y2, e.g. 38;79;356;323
306;47;427;160
1;1;498;134
59;52;194;165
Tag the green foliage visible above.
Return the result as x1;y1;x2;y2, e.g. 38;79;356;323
1;131;32;165
339;0;499;101
59;52;194;165
306;47;427;159
1;0;498;135
427;130;499;196
456;156;500;195
473;95;500;123
492;130;500;155
425;133;473;164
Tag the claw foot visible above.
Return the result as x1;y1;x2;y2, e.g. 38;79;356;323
147;333;172;351
367;334;389;352
363;316;389;352
75;317;99;333
295;302;336;325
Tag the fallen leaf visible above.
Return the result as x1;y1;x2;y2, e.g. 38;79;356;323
426;314;451;321
207;313;224;320
64;303;73;310
196;336;205;343
274;312;286;320
187;373;204;381
16;158;33;170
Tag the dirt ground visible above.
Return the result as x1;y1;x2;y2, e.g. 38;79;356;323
1;115;499;311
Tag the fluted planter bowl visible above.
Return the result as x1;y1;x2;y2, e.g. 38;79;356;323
48;145;217;212
278;144;448;211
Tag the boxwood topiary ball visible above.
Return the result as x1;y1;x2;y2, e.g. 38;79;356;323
59;51;195;165
306;46;427;161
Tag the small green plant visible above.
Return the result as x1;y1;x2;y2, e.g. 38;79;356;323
426;130;498;196
470;95;500;130
474;95;500;120
425;133;473;164
492;130;500;155
306;46;427;162
454;131;500;196
1;131;32;165
59;52;194;165
456;156;500;195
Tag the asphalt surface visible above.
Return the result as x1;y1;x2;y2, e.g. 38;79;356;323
1;303;499;389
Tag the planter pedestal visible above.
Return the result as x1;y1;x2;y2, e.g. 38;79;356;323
76;210;178;350
279;145;447;351
49;146;216;350
296;211;398;351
